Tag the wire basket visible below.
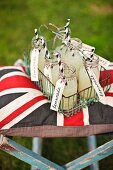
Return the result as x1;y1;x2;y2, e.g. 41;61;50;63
35;67;111;117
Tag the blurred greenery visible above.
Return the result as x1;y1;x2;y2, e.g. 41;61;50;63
0;0;113;169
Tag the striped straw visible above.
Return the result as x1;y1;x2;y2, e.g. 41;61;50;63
54;52;67;85
34;28;38;42
40;36;50;59
64;19;70;28
55;52;63;73
83;51;94;62
64;19;71;44
64;19;76;56
60;19;71;51
32;28;40;48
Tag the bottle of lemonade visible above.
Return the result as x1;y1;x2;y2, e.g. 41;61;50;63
60;64;77;111
31;36;49;74
43;56;60;96
59;38;83;79
78;54;100;99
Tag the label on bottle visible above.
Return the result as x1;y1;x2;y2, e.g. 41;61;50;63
79;49;94;59
82;43;95;52
108;62;113;70
30;48;39;81
86;66;106;104
50;78;66;111
98;55;110;70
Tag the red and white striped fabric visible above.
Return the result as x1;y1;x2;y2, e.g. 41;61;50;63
1;65;113;131
0;66;48;129
62;69;113;126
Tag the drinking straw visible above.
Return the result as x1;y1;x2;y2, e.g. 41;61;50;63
40;36;51;59
64;19;77;57
34;28;39;42
54;52;67;85
79;49;94;61
83;51;94;62
34;28;50;59
64;18;70;28
64;19;71;44
55;52;63;73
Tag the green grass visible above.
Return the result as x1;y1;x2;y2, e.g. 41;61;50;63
0;0;113;170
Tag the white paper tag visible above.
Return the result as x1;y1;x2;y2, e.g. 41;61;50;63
108;62;113;70
98;55;110;70
50;78;66;111
82;43;95;52
83;51;93;58
30;48;39;81
86;67;106;104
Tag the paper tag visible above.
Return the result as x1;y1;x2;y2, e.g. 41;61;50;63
82;43;95;52
83;51;93;58
98;55;110;70
86;67;106;104
50;78;66;111
30;48;39;81
108;62;113;70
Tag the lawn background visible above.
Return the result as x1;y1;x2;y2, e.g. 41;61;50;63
0;0;113;169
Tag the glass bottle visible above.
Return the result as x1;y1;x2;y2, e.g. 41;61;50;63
78;55;100;99
59;38;83;79
31;36;48;74
43;57;60;96
60;64;77;111
38;48;47;73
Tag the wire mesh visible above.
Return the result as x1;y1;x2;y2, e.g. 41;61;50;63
36;68;110;117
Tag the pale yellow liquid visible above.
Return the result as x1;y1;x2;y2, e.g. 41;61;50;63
57;43;83;79
38;49;46;74
61;66;77;111
43;58;59;96
78;64;100;99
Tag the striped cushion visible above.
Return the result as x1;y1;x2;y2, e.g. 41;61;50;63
0;66;56;130
1;66;113;137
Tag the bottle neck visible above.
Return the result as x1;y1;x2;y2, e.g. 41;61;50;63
45;58;58;68
71;38;82;50
31;36;40;48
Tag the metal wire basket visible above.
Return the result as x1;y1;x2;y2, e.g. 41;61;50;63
35;67;111;117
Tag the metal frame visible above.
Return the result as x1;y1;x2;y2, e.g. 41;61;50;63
31;137;42;170
87;135;99;170
0;135;113;170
